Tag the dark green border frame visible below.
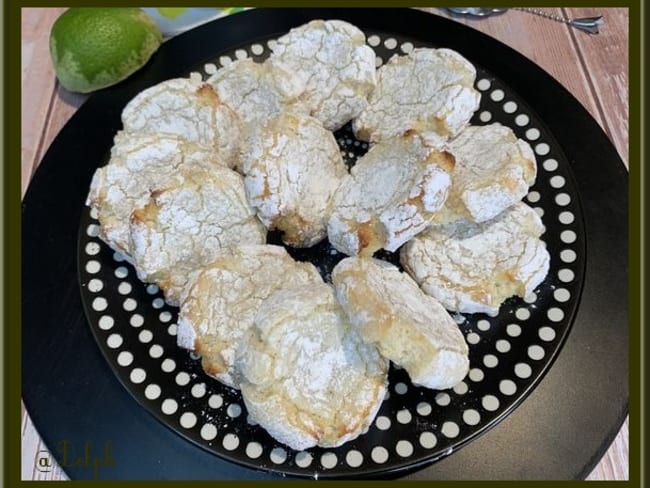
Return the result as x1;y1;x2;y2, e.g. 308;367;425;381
4;1;644;486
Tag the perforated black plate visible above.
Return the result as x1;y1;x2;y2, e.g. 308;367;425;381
78;30;586;479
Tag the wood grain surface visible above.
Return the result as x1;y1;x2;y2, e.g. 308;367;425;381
20;7;629;480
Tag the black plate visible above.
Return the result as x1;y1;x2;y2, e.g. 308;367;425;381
77;32;586;478
22;8;628;480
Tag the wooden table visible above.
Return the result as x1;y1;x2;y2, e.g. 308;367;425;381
21;7;629;480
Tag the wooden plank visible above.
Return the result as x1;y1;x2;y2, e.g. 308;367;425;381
20;405;39;480
20;8;66;197
563;7;628;164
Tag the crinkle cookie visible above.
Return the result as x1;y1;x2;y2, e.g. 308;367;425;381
241;112;348;247
86;131;222;259
270;19;376;131
401;202;550;315
177;245;323;389
207;58;309;131
121;77;242;167
129;166;266;306
236;284;388;451
433;123;537;224
328;130;454;256
353;48;480;142
332;257;469;390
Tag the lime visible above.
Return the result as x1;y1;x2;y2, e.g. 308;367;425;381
50;8;162;93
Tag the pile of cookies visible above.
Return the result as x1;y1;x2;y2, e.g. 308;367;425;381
86;19;550;451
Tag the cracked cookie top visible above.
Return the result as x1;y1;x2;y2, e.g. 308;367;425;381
128;165;266;306
86;131;223;259
333;257;469;390
401;202;550;315
177;244;323;389
121;77;242;168
207;58;309;131
270;19;376;131
434;123;537;224
353;48;480;143
328;130;454;256
241;112;348;248
236;284;388;451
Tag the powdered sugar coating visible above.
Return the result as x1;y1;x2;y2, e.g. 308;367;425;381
242;112;348;247
237;284;388;450
86;132;222;259
121;78;242;168
353;48;480;142
270;20;376;131
207;58;309;133
434;123;537;223
401;202;550;314
328;131;454;256
177;245;323;389
333;257;469;389
129;166;266;306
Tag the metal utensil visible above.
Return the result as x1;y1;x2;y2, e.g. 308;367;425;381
513;8;604;34
445;7;508;17
445;7;604;34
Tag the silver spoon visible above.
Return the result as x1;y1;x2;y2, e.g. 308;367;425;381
444;7;604;34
